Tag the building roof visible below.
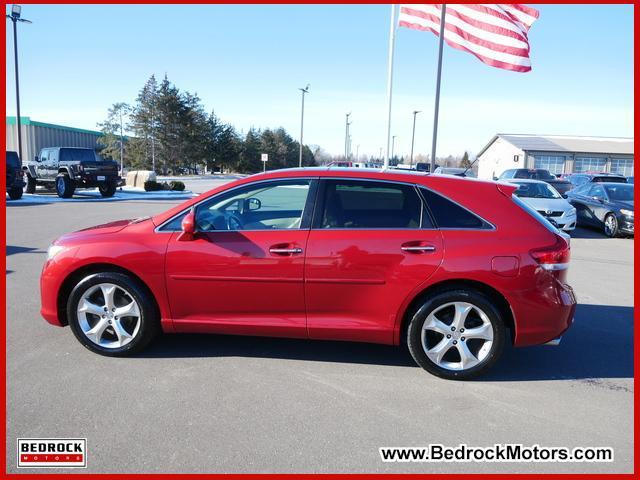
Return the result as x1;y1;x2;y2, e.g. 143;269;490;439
6;116;102;136
478;134;634;158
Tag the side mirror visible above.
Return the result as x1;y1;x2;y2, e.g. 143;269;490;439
34;155;39;162
561;194;568;199
247;197;261;211
177;209;196;241
493;176;498;181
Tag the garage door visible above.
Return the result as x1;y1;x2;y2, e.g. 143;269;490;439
534;155;565;174
610;158;633;177
574;157;606;173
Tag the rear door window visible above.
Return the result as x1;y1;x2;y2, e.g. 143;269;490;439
6;152;20;168
318;179;427;229
419;188;489;229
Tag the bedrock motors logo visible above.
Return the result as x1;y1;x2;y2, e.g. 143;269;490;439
17;438;87;468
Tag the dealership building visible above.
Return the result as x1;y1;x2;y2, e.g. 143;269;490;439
5;116;102;163
476;134;634;180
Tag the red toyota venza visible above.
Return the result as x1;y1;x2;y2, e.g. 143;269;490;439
41;168;576;379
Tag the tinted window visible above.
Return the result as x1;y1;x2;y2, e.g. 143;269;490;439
6;151;20;168
420;188;487;229
60;148;97;163
320;180;425;229
604;184;633;202
196;180;311;231
571;184;590;195
593;176;626;183
569;175;588;186
499;170;515;179
589;184;606;198
512;181;560;199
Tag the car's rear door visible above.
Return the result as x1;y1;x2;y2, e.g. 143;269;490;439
304;178;443;344
164;178;317;337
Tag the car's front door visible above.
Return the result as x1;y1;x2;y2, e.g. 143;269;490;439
304;179;444;344
164;178;317;337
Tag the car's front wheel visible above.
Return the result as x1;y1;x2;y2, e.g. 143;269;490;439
25;174;36;194
55;174;75;198
604;213;619;238
407;289;505;380
67;272;160;356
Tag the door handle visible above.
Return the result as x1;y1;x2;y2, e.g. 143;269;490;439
401;245;436;253
269;247;303;255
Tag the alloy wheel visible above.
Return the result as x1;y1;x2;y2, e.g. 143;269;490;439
604;215;617;237
421;301;494;371
76;283;141;348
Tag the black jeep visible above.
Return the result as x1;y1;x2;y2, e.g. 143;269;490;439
6;151;25;200
25;147;120;198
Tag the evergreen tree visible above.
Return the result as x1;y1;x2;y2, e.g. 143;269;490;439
460;151;473;169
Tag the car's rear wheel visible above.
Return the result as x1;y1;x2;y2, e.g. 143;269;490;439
25;174;36;194
8;186;23;200
55;174;75;198
67;272;159;356
604;213;619;238
98;181;117;197
407;289;505;380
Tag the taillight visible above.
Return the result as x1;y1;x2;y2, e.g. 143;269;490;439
530;235;570;271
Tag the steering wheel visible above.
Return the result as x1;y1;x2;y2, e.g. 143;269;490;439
225;212;243;231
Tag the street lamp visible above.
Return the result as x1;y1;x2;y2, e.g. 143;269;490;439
6;4;32;163
391;135;397;162
344;113;351;160
298;84;310;168
410;110;421;167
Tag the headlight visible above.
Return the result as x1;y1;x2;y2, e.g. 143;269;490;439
46;244;66;261
567;208;576;216
620;209;634;217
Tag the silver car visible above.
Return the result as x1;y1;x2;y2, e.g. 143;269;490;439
507;179;576;231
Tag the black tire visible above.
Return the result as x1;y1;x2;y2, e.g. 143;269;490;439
55;174;75;198
98;181;117;197
25;174;36;194
7;186;23;200
406;289;506;380
67;272;160;357
603;213;619;238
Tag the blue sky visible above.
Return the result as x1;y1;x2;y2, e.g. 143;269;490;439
5;4;634;158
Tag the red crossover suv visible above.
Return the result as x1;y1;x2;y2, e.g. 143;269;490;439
41;168;576;379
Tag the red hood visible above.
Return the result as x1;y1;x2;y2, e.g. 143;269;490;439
56;217;151;245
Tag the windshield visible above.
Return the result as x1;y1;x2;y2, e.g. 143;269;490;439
604;184;634;202
512;182;561;199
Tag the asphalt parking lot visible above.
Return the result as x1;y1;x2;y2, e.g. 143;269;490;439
5;179;634;474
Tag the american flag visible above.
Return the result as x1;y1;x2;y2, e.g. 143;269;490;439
398;4;539;72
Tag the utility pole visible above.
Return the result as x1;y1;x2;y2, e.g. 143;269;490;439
344;113;351;160
410;110;421;167
391;135;397;163
6;5;32;162
298;84;310;168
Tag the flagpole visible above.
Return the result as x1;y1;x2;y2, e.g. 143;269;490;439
383;4;397;169
430;3;446;173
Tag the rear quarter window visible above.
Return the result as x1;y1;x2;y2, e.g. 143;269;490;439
6;152;20;167
420;188;489;229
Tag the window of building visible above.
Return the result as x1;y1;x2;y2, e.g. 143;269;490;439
533;155;565;175
574;157;606;173
610;158;634;177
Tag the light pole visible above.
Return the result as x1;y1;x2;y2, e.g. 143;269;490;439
298;84;310;168
356;144;360;162
344;113;351;160
6;5;32;163
391;135;397;163
410;110;421;167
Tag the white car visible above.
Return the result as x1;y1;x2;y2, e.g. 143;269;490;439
508;179;577;232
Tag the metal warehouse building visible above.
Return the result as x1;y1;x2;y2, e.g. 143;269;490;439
6;116;102;163
477;134;634;180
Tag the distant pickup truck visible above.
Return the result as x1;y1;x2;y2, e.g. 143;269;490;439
24;147;121;198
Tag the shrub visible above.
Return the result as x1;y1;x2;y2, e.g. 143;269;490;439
169;180;186;191
144;180;163;192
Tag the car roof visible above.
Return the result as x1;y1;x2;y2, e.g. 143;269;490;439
505;178;547;184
